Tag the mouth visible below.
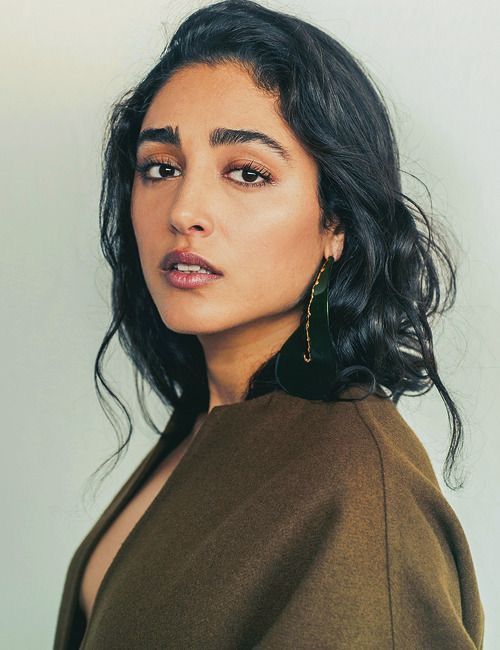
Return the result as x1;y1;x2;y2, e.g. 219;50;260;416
160;249;223;276
162;266;224;289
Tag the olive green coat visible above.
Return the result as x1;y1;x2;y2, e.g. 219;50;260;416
54;386;484;649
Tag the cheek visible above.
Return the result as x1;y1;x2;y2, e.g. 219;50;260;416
130;181;160;256
230;203;322;309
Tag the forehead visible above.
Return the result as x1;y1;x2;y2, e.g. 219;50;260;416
144;62;275;121
140;62;300;155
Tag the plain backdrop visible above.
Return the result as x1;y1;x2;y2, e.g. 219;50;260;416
1;0;498;647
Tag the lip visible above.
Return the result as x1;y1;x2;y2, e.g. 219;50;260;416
160;249;223;275
164;268;223;289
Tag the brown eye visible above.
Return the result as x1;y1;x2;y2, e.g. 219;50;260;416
135;158;275;188
225;162;273;188
242;168;260;182
135;159;181;182
153;164;178;179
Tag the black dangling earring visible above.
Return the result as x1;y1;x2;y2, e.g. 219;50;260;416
274;255;337;400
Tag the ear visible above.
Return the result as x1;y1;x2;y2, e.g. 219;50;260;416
322;216;345;261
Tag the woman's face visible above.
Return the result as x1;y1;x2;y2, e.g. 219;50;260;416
131;61;343;338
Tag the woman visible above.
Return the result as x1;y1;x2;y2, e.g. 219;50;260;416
53;1;485;647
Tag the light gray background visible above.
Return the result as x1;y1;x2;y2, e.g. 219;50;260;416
1;0;498;647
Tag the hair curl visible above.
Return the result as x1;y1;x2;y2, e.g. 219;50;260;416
86;0;467;499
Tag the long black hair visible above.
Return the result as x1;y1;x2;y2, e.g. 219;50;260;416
87;0;467;498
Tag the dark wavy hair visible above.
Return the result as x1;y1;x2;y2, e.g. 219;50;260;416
86;0;468;499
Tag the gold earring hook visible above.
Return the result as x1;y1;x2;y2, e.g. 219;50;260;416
303;257;330;363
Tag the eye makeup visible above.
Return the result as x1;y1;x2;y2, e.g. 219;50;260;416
134;157;276;189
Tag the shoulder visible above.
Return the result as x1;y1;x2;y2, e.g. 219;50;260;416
277;386;481;607
269;385;473;555
269;385;440;494
254;389;484;647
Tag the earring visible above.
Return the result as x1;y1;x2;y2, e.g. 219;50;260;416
274;255;337;400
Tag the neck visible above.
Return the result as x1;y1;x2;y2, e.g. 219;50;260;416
198;307;302;413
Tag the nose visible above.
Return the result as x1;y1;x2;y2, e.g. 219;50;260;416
167;164;215;237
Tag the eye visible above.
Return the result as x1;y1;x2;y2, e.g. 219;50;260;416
135;157;275;189
225;162;274;188
135;158;180;181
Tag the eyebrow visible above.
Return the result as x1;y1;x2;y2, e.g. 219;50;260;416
136;125;292;162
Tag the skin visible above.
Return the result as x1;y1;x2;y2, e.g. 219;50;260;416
131;62;344;416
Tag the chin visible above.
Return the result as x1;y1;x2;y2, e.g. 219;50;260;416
158;313;231;337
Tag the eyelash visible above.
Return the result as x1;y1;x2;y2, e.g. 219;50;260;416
134;157;274;189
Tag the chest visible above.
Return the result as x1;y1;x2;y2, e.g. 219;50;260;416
78;432;196;623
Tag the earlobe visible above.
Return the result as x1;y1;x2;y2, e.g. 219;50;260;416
324;229;345;262
321;212;345;261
